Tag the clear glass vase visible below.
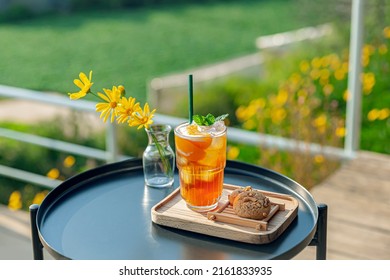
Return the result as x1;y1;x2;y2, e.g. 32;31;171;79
143;124;175;188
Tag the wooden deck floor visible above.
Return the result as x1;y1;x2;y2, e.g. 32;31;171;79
1;151;389;260
294;151;390;260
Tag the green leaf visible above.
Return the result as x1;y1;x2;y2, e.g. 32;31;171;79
205;113;215;125
193;113;229;126
193;115;203;125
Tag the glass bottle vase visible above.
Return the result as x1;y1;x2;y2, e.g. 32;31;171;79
143;124;175;188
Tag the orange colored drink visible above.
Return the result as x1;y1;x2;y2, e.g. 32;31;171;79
174;122;227;211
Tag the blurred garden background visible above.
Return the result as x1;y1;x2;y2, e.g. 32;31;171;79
0;0;389;211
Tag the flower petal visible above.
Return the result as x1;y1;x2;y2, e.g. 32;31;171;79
98;92;110;103
79;72;89;84
69;91;87;100
74;79;84;89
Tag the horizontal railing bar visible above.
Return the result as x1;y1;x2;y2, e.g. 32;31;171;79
0;164;61;189
0;84;95;112
0;127;109;160
1;85;352;161
228;126;353;160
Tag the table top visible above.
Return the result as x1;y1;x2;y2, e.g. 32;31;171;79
37;159;318;260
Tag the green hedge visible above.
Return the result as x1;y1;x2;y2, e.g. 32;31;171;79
0;0;239;22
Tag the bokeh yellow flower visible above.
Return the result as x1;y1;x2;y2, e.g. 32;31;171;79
335;127;346;138
378;108;390;120
68;71;93;100
8;191;22;211
328;54;340;70
271;108;287;124
334;68;346;80
227;146;240;160
32;191;48;205
310;68;321;80
314;154;325;164
96;86;122;123
129;103;156;129
323;84;334;96
368;108;390;121
383;26;390;39
311;57;322;69
63;155;76;168
47;168;60;179
276;89;288;106
299;60;310;73
343;89;349;101
235;105;248;121
313;114;327;128
243;119;256;130
362;72;376;95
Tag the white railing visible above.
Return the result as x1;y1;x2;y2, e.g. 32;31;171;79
0;83;355;189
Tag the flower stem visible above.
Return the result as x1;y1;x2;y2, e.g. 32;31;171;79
151;132;172;175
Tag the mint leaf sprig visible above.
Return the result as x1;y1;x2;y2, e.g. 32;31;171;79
193;113;229;126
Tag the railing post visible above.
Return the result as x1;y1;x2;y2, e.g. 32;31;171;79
345;0;365;158
106;122;118;163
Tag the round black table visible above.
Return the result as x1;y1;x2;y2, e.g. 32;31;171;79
30;159;327;260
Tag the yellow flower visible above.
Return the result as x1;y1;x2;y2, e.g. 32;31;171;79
8;191;22;211
243;119;256;130
276;89;288;106
329;54;341;70
271;108;287;124
68;71;93;100
63;155;76;168
368;108;390;121
310;69;321;80
32;191;48;205
250;98;266;110
299;60;310;73
313;114;327;128
314;154;325;164
116;97;142;123
129;103;156;129
118;85;126;96
362;72;375;95
227;146;240;160
343;89;349;101
235;105;247;121
311;57;322;69
323;84;334;96
335;127;346;138
379;108;390;120
47;168;60;179
383;26;390;39
96;86;122;123
367;109;380;121
334;68;346;80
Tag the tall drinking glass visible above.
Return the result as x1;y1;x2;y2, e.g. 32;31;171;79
174;121;227;212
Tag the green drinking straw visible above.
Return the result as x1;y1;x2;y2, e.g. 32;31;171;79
188;74;193;124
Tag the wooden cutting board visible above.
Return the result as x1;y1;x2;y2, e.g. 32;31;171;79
151;183;299;244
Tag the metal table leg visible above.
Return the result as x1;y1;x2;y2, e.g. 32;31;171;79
29;204;43;260
309;204;328;260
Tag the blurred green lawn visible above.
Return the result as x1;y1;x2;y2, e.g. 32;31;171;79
0;0;326;101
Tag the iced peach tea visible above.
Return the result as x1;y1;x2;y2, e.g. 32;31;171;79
174;122;227;211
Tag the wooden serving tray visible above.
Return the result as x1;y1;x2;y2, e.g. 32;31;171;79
151;183;299;244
